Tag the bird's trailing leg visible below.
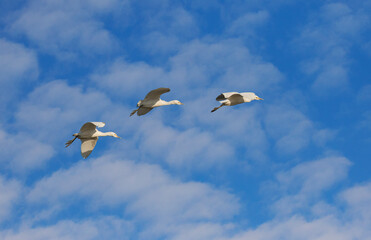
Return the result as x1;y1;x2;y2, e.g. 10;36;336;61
130;108;139;116
211;103;226;112
65;135;77;148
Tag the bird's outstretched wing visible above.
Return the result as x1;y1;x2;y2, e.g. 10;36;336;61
137;107;153;116
228;94;245;104
80;138;98;159
143;88;170;101
79;122;105;132
216;92;239;101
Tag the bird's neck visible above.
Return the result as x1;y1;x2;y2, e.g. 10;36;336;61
97;131;116;137
164;100;178;105
155;100;175;106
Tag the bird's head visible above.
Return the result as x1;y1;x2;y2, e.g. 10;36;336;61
114;133;121;138
109;132;121;138
172;100;184;105
255;95;264;101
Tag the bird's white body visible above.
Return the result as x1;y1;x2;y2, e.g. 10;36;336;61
151;99;182;107
65;122;120;159
212;92;263;112
78;130;117;138
131;88;183;116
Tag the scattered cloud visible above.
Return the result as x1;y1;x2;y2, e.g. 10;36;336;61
295;2;369;95
0;217;133;240
340;181;371;221
268;156;352;216
0;38;38;117
265;105;314;154
14;80;115;143
0;128;54;173
10;0;121;59
0;175;22;223
0;1;370;239
227;10;269;37
27;155;239;238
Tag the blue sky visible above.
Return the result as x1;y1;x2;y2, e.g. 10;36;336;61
0;0;370;239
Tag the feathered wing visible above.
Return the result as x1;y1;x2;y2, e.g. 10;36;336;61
228;94;245;105
137;107;153;116
216;92;239;101
143;88;170;101
79;122;105;132
80;138;98;159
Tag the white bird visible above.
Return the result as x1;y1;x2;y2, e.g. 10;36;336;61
65;122;120;159
211;92;263;112
130;87;183;116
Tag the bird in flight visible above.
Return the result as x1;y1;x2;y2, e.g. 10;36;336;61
65;122;120;159
130;87;183;116
211;92;263;112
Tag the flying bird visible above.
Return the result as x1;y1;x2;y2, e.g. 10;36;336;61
65;122;120;159
211;92;263;112
130;87;183;116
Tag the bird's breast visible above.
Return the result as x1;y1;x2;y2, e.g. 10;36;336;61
79;130;96;138
142;99;158;107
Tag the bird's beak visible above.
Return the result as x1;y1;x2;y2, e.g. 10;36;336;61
257;97;264;100
180;102;184;105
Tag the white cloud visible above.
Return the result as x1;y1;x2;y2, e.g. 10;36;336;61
312;129;337;147
277;156;351;194
160;222;233;240
92;38;282;99
0;175;22;223
0;217;133;240
0;38;38;116
270;156;351;215
228;10;269;37
124;1;199;56
0;1;369;239
295;2;369;95
90;59;167;100
27;155;239;238
340;181;371;221
265;105;314;154
10;0;120;58
133;119;234;170
143;6;198;38
168;39;283;92
14;80;115;143
89;39;281;166
225;180;371;240
0;128;54;173
224;215;355;240
0;38;38;82
11;79;137;163
223;162;371;240
18;156;365;240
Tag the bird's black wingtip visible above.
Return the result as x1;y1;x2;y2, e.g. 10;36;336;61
216;93;225;101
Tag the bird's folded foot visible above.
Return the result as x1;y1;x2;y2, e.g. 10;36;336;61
211;106;221;112
65;140;73;148
65;136;77;148
130;109;138;116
